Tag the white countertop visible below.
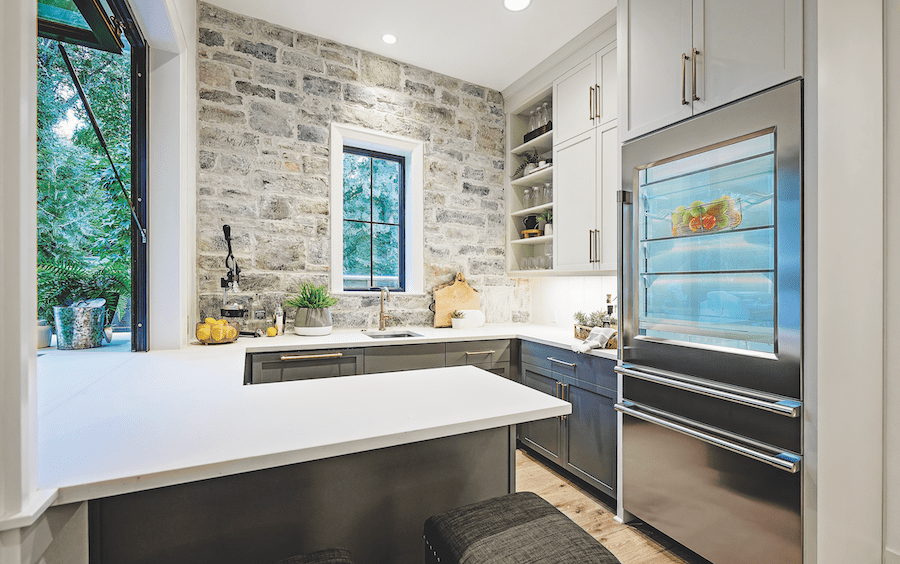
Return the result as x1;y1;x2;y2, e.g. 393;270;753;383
37;323;614;505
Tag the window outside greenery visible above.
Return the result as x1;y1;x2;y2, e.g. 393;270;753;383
36;37;132;327
342;148;404;290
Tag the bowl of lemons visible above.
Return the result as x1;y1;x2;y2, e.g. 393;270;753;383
196;318;239;344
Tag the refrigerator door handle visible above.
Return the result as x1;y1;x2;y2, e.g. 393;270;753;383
615;401;801;473
615;364;801;418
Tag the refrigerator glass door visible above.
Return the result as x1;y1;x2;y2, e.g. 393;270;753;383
637;129;776;353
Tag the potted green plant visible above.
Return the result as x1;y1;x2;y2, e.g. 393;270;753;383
38;260;129;349
450;310;465;330
540;210;553;236
286;282;339;336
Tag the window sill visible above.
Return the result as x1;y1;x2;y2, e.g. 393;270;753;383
332;291;428;297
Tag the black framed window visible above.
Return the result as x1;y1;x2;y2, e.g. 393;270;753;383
342;147;406;291
37;0;148;351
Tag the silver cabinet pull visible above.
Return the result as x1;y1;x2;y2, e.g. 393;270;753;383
692;48;700;101
280;352;343;361
615;401;800;473
548;357;576;368
465;350;495;356
681;53;689;105
615;364;801;418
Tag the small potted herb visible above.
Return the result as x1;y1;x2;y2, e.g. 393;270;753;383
286;282;339;336
450;310;466;330
540;210;553;236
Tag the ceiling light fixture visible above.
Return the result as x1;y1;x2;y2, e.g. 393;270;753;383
381;34;398;45
503;0;531;12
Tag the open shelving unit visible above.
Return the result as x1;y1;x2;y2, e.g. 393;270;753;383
506;88;555;275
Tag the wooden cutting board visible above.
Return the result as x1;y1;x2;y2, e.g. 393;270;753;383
433;273;480;328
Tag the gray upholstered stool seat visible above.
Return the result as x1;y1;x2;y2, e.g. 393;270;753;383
267;548;355;564
423;492;621;564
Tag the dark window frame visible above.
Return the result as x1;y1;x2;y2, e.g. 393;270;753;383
342;146;406;292
38;0;148;351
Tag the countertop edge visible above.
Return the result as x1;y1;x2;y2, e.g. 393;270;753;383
51;402;570;506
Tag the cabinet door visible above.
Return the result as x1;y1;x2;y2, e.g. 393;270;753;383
691;0;802;114
364;343;445;374
596;121;618;272
519;363;563;465
554;131;597;272
597;46;618;126
554;57;596;145
561;377;617;497
620;0;693;140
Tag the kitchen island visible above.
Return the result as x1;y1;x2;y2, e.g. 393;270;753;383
37;325;577;563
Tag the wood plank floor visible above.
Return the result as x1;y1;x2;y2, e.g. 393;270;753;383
515;449;712;564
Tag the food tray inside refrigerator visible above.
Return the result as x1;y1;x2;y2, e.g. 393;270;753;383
666;196;742;237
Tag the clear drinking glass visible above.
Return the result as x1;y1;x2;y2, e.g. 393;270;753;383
528;110;536;132
542;102;551;126
543;183;553;204
522;188;532;209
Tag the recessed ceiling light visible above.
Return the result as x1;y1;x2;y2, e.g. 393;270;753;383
381;34;398;45
503;0;531;11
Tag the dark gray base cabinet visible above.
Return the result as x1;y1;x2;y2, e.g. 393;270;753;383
519;341;617;498
245;348;365;384
245;340;516;384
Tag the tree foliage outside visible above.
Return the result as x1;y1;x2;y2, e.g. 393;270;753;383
342;152;402;289
36;37;132;325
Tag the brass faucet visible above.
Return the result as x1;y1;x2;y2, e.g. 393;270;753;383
379;287;393;330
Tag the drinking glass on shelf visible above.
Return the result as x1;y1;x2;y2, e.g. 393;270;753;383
543;183;553;204
522;188;532;209
542;102;551;126
545;246;553;270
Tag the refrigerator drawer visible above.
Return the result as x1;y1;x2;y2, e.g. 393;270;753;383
618;401;801;564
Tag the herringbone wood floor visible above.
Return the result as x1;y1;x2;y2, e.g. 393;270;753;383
515;449;712;564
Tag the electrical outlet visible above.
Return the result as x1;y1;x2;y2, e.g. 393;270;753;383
253;310;267;320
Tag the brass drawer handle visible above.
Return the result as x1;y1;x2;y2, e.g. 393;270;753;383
280;352;343;361
465;350;496;356
589;85;594;121
681;52;689;105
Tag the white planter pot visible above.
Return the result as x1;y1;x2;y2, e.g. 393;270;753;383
37;320;52;349
293;308;333;336
543;223;553;236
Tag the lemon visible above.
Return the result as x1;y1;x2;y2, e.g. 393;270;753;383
266;327;277;337
211;324;225;342
225;325;238;340
197;324;211;341
204;317;217;324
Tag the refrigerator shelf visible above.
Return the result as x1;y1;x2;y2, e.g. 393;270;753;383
639;223;774;244
640;268;774;277
640;318;774;344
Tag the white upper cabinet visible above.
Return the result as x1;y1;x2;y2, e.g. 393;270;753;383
619;0;802;140
555;58;597;144
555;45;619;145
620;0;693;140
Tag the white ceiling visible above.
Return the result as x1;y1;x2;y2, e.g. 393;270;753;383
202;0;616;92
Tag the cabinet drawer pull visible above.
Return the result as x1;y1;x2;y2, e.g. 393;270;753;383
465;350;496;356
692;48;700;101
681;53;689;105
280;352;343;361
588;85;594;121
548;357;576;368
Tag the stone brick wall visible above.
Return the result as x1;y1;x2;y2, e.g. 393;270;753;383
196;2;530;330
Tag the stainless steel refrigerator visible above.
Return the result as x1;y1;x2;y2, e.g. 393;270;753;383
616;80;803;564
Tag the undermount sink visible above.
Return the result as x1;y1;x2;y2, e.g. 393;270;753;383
363;330;423;339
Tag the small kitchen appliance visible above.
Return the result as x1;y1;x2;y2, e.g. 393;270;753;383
616;80;803;564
